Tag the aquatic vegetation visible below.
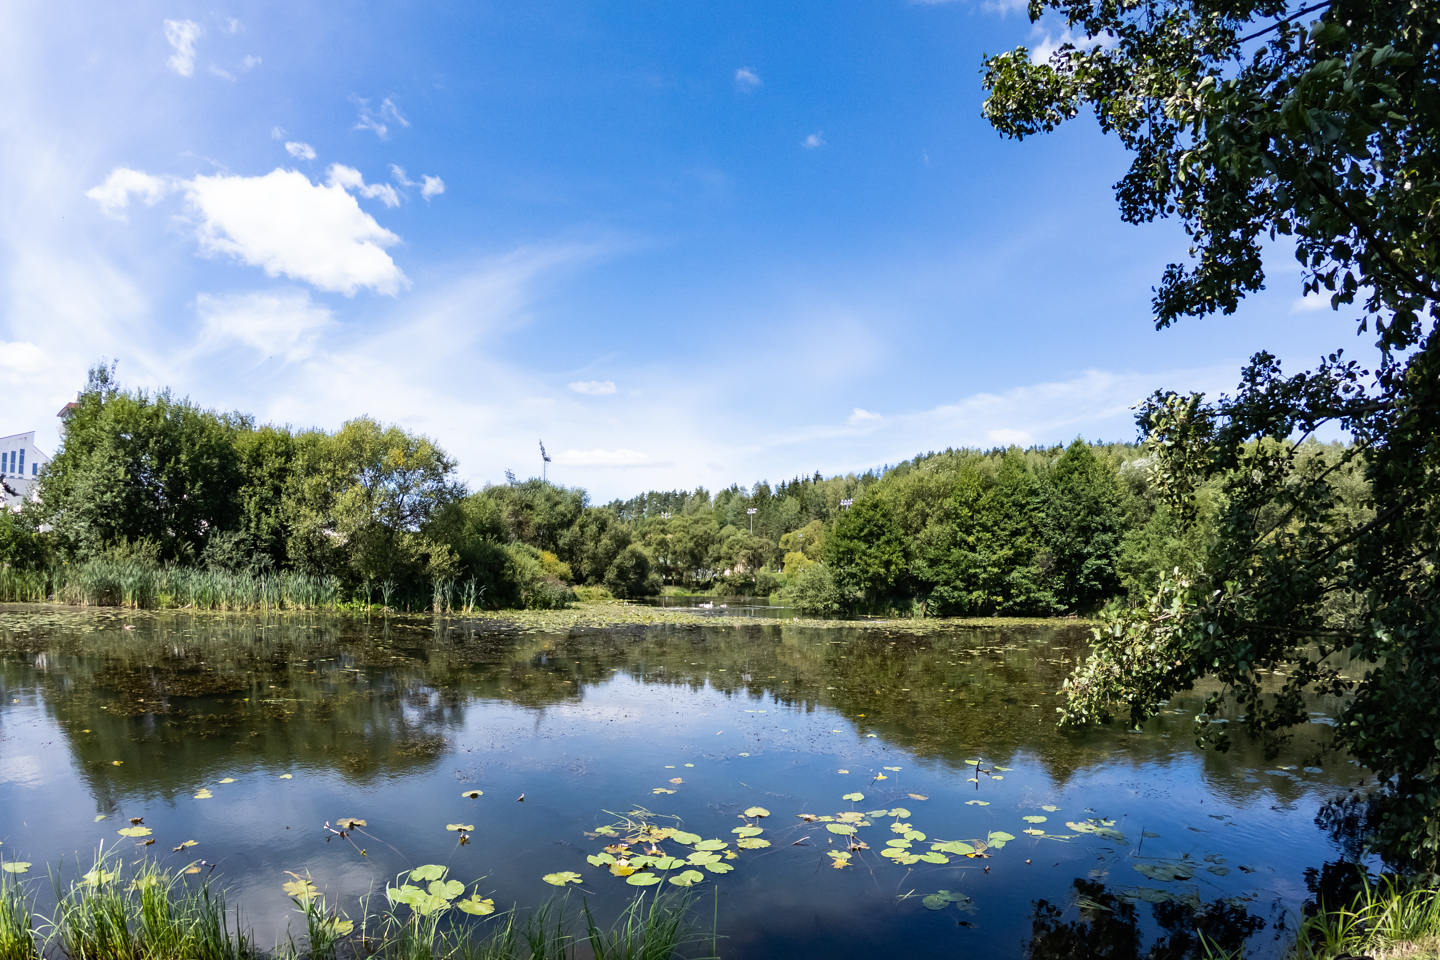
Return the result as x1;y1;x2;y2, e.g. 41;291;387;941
0;869;34;960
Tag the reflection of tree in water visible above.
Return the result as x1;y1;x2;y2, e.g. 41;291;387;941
0;609;1354;809
1027;879;1265;960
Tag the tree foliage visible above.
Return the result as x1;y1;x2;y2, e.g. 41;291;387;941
984;0;1440;870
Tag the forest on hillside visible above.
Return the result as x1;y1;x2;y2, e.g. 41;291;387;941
0;364;1367;617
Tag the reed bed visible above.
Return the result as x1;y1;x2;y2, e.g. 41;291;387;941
0;561;345;612
0;853;713;960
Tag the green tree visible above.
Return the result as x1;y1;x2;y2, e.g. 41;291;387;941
604;543;661;599
1044;440;1129;612
984;0;1440;868
823;495;907;612
38;365;242;562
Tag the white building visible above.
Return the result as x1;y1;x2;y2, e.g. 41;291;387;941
0;431;50;510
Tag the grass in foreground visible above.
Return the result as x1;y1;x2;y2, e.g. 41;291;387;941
1;852;713;960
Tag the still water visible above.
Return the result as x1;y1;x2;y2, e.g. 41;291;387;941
0;605;1358;958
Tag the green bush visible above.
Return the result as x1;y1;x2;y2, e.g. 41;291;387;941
604;545;661;599
779;563;841;617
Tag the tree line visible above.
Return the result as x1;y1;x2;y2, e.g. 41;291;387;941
0;363;1366;618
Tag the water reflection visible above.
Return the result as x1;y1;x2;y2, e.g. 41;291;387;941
0;606;1359;959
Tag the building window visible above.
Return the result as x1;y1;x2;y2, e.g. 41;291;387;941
17;448;23;474
33;463;38;476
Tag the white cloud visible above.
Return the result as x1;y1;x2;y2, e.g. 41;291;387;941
734;67;761;91
848;407;882;424
185;168;407;295
980;0;1028;13
326;163;401;207
556;448;656;468
353;96;409;139
241;54;261;70
803;131;826;150
285;141;316;161
196;289;335;362
208;64;235;81
1292;292;1332;312
985;428;1033;446
270;126;286;140
225;17;241;34
569;380;617;396
85;168;172;217
1029;25;1116;64
163;19;202;77
391;165;445;201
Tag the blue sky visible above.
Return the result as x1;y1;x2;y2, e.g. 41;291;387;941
1;0;1351;501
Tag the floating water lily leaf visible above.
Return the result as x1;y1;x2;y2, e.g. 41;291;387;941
874;773;887;780
732;826;763;838
736;837;770;849
219;778;236;784
693;839;727;851
670;830;701;846
825;823;856;836
993;765;1011;772
965;759;979;766
111;760;124;766
887;808;912;819
446;824;474;833
836;811;866;824
884;766;901;772
918;851;950;864
668;870;705;887
1066;821;1128;843
1133;861;1196;882
336;818;367;829
118;826;152;838
587;853;615;867
743;806;770;818
282;878;319;902
991;775;1005;781
908;794;928;801
931;841;976;856
0;862;30;875
669;778;684;784
652;788;676;795
842;792;864;803
410;864;447;882
93;815;106;822
428;879;464;900
886;838;913;849
865;809;889;818
457;895;496;916
173;840;199;851
279;774;293;780
81;867;118;886
827;851;852;869
738;752;750;757
1024;828;1044;836
987;831;1016;850
837;769;849;774
542;871;582;886
1208;865;1231;876
1041;804;1059;812
461;790;483;799
881;848;920;865
687;852;720;866
651;856;685;870
610;861;638;877
701;861;734;874
193;789;213;800
965;800;990;807
1023;816;1048;824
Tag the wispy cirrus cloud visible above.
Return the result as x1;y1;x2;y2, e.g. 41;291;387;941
163;19;201;77
734;67;761;91
353;96;409;139
568;380;617;396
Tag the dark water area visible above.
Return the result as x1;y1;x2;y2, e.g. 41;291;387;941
0;605;1362;958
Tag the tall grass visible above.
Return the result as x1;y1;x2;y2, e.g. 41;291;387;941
1291;875;1440;960
0;560;345;612
3;851;714;960
0;869;35;960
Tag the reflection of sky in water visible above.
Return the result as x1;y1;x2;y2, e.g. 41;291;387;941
0;612;1359;959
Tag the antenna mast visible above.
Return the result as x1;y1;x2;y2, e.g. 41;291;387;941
539;439;552;483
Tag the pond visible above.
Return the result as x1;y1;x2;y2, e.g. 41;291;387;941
0;605;1361;958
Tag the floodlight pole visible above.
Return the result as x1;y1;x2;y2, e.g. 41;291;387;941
746;507;757;533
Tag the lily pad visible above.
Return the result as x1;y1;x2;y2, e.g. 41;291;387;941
282;878;319;901
1022;816;1048;824
887;808;912;818
931;841;977;856
732;826;764;838
457;895;496;916
693;839;728;851
702;861;734;874
668;870;705;887
743;806;771;818
736;837;770;849
445;824;474;833
0;862;30;875
1041;804;1059;812
652;788;676;795
825;823;856;836
542;871;582;886
987;831;1016;850
965;800;990;806
461;790;483;799
336;818;367;829
410;865;447;882
118;826;152;838
842;792;864;803
670;830;702;845
193;789;213;800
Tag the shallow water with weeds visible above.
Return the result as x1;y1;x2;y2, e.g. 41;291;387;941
0;604;1363;958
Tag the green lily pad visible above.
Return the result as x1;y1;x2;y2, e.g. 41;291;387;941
457;895;496;916
842;792;864;803
587;853;616;867
670;830;702;845
702;861;735;874
931;841;976;856
693;839;727;851
732;826;764;838
965;800;990;806
0;862;30;875
542;871;582;886
743;806;770;818
429;879;464;900
825;823;856;836
410;865;447;882
1023;815;1048;824
1041;804;1060;812
445;824;474;833
918;851;951;864
461;790;483;799
117;826;152;838
626;872;661;886
687;851;721;866
668;870;705;887
736;837;770;849
887;808;912;818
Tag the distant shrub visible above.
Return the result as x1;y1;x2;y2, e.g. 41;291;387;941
779;563;841;617
604;545;661;599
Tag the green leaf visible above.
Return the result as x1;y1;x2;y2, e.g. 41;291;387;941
410;864;447;882
457;896;496;916
542;871;582;886
825;823;856;836
625;872;661;886
0;862;31;875
743;806;770;818
842;792;864;803
667;870;705;887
